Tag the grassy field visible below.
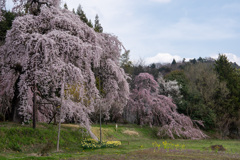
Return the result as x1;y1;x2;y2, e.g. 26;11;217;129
0;122;240;159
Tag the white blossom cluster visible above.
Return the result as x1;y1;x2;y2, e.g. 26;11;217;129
158;75;182;102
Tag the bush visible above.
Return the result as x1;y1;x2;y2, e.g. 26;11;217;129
81;139;121;149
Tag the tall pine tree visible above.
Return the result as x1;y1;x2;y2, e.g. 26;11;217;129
87;19;93;28
94;14;103;33
215;54;240;99
171;59;176;65
63;3;68;10
76;4;91;27
214;54;240;138
72;8;75;14
0;10;16;43
120;50;133;75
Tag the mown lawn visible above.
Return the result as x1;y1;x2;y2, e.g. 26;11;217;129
0;122;239;159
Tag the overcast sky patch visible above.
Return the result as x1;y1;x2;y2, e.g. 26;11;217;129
5;0;240;64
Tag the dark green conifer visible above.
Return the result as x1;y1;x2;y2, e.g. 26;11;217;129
87;20;93;28
63;3;68;10
94;14;103;33
76;5;88;24
76;4;93;28
171;59;177;65
0;10;16;43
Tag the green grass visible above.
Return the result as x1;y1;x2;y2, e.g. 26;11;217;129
0;122;239;159
0;122;85;154
91;124;240;153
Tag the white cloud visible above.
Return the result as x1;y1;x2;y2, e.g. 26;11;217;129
145;53;183;64
211;53;240;65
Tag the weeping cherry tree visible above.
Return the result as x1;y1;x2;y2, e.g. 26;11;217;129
127;73;207;139
0;0;129;140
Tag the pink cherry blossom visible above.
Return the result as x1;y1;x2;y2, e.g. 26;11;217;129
127;73;207;139
0;2;129;140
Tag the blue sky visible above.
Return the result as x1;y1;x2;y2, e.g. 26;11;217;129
6;0;240;65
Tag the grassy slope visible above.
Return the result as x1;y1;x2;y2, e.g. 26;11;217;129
0;122;240;159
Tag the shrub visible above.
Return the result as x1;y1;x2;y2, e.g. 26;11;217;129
81;139;121;149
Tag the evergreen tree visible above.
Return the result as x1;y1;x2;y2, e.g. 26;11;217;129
0;10;16;43
94;14;103;33
215;54;235;82
214;54;240;137
0;0;6;21
76;4;92;28
72;8;75;14
120;50;131;67
63;3;68;10
87;19;93;28
171;59;176;65
150;63;156;69
190;58;197;64
120;50;133;75
215;54;240;108
182;58;186;63
76;5;88;24
198;57;204;63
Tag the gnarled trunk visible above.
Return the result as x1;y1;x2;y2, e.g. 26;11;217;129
11;76;22;123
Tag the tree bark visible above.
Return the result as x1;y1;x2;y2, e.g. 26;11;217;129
12;76;22;123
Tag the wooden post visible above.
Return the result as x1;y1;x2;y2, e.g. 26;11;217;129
57;71;65;152
99;74;102;143
33;61;37;129
100;102;102;143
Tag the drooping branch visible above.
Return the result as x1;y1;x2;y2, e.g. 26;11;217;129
127;73;207;139
0;4;129;140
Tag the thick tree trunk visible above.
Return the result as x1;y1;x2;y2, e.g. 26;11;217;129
87;127;98;141
54;113;57;125
11;76;22;123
